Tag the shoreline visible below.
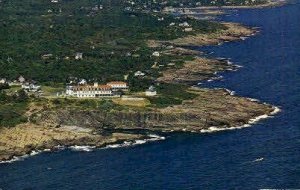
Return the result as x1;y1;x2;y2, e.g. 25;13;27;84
162;1;288;20
199;106;281;133
188;0;287;10
0;104;280;164
0;134;166;164
0;8;280;163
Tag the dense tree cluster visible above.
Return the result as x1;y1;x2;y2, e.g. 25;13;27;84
0;0;225;84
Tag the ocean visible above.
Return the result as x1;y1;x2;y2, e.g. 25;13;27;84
0;2;299;189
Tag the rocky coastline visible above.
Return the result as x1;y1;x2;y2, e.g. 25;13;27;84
0;14;279;163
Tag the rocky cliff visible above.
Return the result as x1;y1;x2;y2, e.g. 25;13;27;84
33;88;275;133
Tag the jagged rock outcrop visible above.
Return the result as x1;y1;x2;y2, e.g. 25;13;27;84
33;88;275;133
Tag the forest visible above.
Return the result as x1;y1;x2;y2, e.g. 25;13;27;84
0;0;232;84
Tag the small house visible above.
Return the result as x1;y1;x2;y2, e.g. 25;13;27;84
22;83;41;92
42;54;53;59
179;22;190;27
75;52;83;60
78;79;87;85
18;76;26;83
145;86;157;96
0;78;7;84
152;51;160;57
184;28;193;32
134;71;145;77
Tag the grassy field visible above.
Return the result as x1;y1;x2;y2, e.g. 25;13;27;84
113;97;150;107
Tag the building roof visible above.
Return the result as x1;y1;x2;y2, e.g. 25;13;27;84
73;85;111;91
107;81;127;85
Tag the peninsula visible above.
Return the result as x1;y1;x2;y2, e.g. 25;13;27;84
0;0;283;162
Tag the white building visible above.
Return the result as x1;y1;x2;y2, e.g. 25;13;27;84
134;71;145;77
145;86;157;96
22;83;41;92
184;27;193;32
42;54;53;59
66;83;113;98
18;76;26;83
152;51;160;57
75;52;83;60
107;81;128;91
0;78;7;84
179;22;190;27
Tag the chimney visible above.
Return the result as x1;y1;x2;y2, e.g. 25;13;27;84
94;82;98;87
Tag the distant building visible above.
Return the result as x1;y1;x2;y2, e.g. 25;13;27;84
78;79;87;85
0;78;7;84
179;22;190;27
66;84;113;98
75;52;83;60
107;81;128;91
42;54;53;59
22;83;41;92
134;71;145;77
18;76;26;83
145;86;157;96
152;51;160;57
184;28;193;32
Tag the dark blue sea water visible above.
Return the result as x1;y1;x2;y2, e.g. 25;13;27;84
1;2;299;190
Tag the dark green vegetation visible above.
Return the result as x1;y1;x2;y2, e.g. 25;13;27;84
149;83;198;107
0;0;226;83
0;89;29;127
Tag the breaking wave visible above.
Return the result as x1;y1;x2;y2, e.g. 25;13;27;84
0;149;49;164
103;134;166;149
0;134;166;164
70;145;96;152
200;106;281;133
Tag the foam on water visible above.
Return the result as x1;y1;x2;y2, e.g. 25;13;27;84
247;98;260;102
0;150;44;164
103;134;166;149
207;75;223;82
0;134;166;164
240;36;249;41
222;88;236;96
200;106;281;133
253;157;264;162
70;145;96;152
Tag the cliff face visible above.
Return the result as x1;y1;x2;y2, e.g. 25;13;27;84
33;88;274;133
0;124;143;161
